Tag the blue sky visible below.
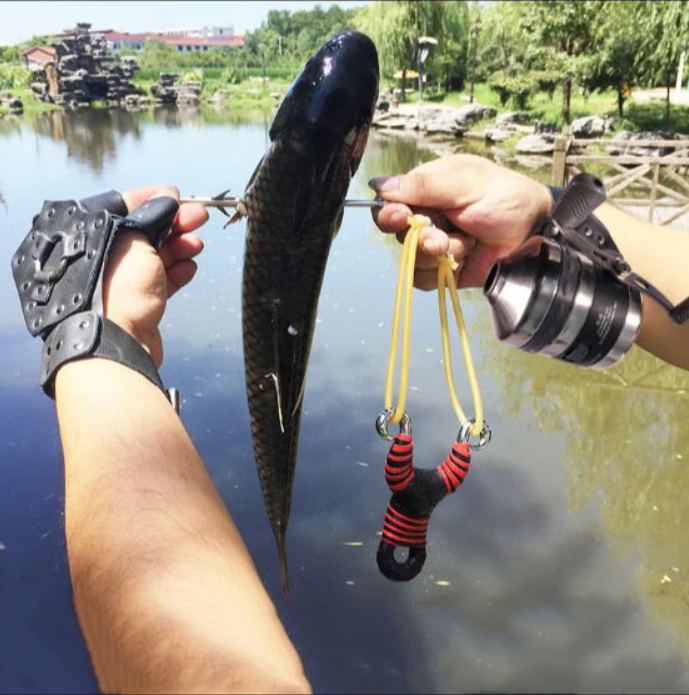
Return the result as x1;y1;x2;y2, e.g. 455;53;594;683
0;1;370;46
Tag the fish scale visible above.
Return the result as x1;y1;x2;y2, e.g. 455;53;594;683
240;30;379;594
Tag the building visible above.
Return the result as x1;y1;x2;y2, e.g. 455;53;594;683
104;31;244;54
154;25;235;39
21;46;57;71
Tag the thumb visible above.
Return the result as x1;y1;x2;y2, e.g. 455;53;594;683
369;171;468;209
369;154;491;210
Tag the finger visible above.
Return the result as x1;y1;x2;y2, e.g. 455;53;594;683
373;202;413;233
414;260;467;292
173;203;209;235
411;227;474;271
121;185;180;214
167;259;199;297
413;268;440;292
159;233;204;270
369;154;488;209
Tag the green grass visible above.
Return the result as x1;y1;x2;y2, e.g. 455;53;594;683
395;81;689;134
0;87;59;115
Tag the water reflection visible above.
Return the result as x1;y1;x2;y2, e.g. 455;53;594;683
471;301;689;657
3;108;689;694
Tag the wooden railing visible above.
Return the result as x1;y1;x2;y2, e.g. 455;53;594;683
551;136;689;227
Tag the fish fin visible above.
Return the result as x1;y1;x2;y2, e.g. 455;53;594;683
332;205;345;239
225;200;248;228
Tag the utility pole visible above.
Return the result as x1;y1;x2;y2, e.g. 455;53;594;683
469;16;482;104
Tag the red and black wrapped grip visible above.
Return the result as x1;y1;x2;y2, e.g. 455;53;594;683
377;436;472;582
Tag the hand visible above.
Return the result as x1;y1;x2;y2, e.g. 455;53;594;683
370;154;552;290
103;185;208;367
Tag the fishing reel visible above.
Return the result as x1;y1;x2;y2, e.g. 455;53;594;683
484;173;689;369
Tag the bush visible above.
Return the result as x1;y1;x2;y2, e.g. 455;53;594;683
488;70;534;109
0;64;32;90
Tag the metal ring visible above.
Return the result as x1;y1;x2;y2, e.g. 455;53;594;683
376;408;412;442
457;419;492;450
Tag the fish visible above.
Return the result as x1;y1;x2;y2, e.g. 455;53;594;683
240;30;379;594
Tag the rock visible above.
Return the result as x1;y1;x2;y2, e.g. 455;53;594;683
497;111;531;127
516;133;556;154
177;81;202;105
29;23;141;107
378;117;410;130
571;115;608;138
606;130;679;157
454;103;498;125
534;120;558;135
485;127;512;143
0;92;23;112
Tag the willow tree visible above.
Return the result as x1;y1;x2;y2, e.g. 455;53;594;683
636;1;689;128
354;1;466;100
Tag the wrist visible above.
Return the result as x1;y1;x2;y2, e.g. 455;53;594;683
104;313;162;368
531;183;555;234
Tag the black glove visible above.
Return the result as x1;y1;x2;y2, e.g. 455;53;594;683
11;190;180;401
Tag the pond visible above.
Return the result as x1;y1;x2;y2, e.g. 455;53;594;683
2;106;689;694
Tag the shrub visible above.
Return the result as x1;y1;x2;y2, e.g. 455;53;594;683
0;64;32;90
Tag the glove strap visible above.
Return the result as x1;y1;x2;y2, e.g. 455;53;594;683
41;312;164;397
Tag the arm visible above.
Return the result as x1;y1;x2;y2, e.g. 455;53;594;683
370;155;689;370
595;202;689;370
56;187;310;695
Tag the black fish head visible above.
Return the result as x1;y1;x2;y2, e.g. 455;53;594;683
270;30;379;172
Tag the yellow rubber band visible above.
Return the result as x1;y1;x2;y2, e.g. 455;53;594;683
384;215;483;435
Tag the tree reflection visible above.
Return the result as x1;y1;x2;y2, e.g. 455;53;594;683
468;294;689;650
30;109;142;173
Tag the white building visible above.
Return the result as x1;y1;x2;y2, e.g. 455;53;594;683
154;25;235;39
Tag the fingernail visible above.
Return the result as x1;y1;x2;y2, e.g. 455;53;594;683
368;176;400;193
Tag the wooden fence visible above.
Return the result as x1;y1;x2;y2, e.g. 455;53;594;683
551;136;689;228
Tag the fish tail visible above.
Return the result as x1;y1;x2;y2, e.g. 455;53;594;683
276;527;290;597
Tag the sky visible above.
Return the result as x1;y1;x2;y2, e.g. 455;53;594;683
0;1;370;46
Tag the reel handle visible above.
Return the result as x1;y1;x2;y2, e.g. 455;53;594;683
551;173;607;231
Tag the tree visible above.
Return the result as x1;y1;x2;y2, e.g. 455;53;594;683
577;2;643;118
515;1;600;123
355;1;468;100
636;1;689;128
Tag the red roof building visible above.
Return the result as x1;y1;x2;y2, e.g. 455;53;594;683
103;31;244;53
22;46;57;71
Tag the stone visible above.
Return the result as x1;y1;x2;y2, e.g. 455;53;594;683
377;117;409;130
30;23;141;107
516;133;556;154
497;111;531;127
454;103;498;125
485;127;512;143
571;115;608;138
606;130;679;157
534;120;558;135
